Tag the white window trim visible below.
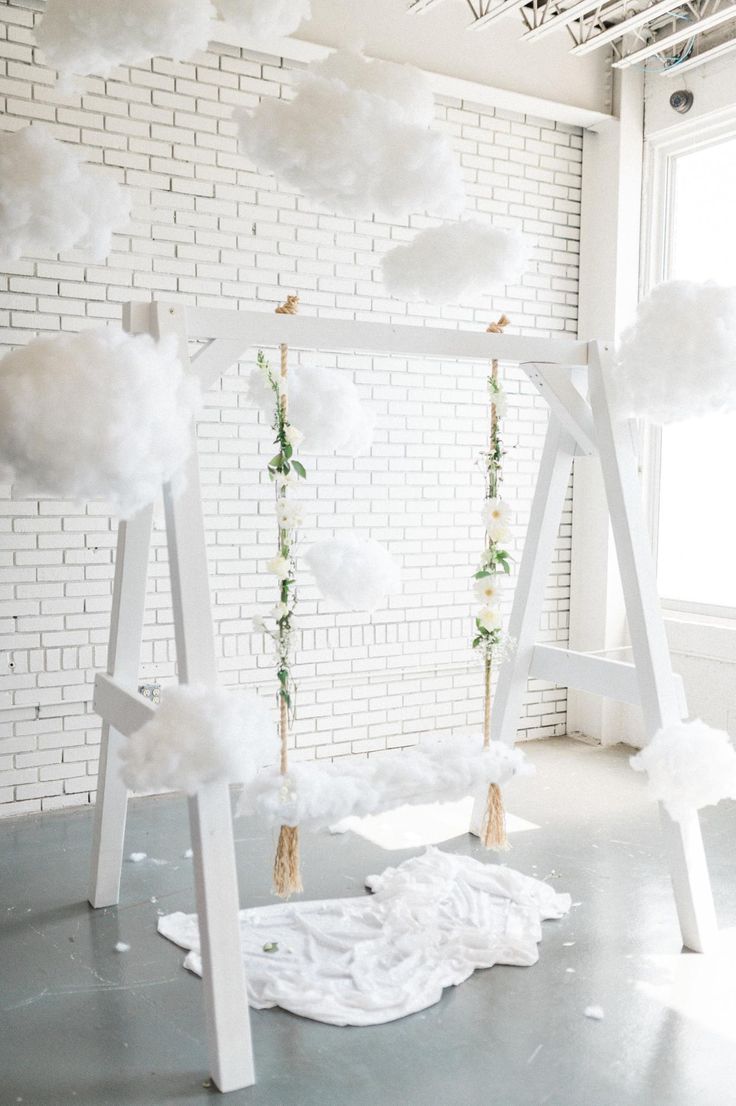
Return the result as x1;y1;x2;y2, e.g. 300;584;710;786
640;106;736;620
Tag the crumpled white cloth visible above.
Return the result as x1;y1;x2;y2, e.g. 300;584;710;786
158;847;570;1026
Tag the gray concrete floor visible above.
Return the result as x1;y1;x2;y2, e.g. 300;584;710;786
2;736;736;1106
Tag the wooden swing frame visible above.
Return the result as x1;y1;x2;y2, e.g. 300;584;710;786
89;299;717;1093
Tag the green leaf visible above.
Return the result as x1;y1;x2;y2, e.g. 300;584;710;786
474;570;491;580
283;443;293;460
277;669;289;687
262;942;279;954
292;460;307;479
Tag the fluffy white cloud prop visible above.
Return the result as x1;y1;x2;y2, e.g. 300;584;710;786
614;281;736;423
235;49;464;219
630;719;736;822
239;734;531;828
0;328;201;518
214;0;310;40
305;537;400;612
35;0;216;81
0;127;130;263
247;363;373;455
381;220;529;305
120;684;274;795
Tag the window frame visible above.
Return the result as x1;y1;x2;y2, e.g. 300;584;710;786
640;107;736;619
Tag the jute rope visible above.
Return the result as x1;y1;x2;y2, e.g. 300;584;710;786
273;294;303;897
481;314;510;850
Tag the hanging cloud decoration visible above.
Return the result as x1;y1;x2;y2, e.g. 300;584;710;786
614;281;736;423
35;0;216;81
235;49;465;220
0;127;130;264
214;0;311;40
305;536;401;612
239;734;531;829
630;719;736;823
120;684;274;795
0;328;201;518
382;220;530;305
248;363;374;455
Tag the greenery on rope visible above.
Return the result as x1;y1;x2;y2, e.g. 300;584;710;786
253;350;307;724
471;371;512;661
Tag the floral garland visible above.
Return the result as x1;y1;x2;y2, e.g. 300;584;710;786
253;295;307;896
472;314;513;849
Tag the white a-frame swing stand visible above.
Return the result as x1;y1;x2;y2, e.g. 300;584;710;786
88;301;717;1096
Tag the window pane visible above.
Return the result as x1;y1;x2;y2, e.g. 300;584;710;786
657;137;736;609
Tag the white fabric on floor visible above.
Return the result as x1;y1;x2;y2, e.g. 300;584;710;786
158;847;570;1026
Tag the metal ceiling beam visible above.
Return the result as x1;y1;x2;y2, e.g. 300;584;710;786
571;0;687;55
466;0;531;28
522;0;625;41
659;27;736;68
612;0;736;66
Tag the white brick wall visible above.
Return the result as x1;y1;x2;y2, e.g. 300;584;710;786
0;0;581;816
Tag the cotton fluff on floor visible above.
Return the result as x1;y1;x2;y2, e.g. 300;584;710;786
158;847;570;1026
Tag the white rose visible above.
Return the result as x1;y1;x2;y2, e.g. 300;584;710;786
490;387;508;417
477;607;502;633
252;615;267;633
266;555;290;579
285;425;304;448
276;498;304;530
271;602;289;620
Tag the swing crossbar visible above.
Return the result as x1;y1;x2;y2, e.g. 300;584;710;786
125;302;589;368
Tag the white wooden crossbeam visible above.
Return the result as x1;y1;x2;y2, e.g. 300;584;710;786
126;304;589;367
529;644;687;708
93;673;155;737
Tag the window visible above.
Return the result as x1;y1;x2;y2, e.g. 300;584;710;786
648;132;736;614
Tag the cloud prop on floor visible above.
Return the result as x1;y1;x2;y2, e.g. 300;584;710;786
248;363;374;455
0;127;130;263
382;220;529;305
36;0;216;81
305;537;401;612
238;734;531;828
214;0;310;40
235;49;465;219
614;281;736;423
121;684;274;795
630;719;736;822
0;328;201;518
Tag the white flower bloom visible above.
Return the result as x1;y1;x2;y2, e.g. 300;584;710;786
482;498;512;544
477;607;502;633
266;555;290;579
276;470;299;489
271;602;289;620
490;387;508;417
474;576;503;606
285;425;304;448
276;497;304;530
252;615;267;634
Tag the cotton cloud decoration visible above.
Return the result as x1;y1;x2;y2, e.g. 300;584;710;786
35;0;216;81
235;49;465;220
120;684;274;795
0;127;130;263
630;719;736;822
0;329;200;518
248;363;373;455
382;220;529;305
239;734;531;829
214;0;311;40
614;281;736;423
305;537;401;612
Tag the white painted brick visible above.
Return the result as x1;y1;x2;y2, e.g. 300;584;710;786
0;2;578;813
